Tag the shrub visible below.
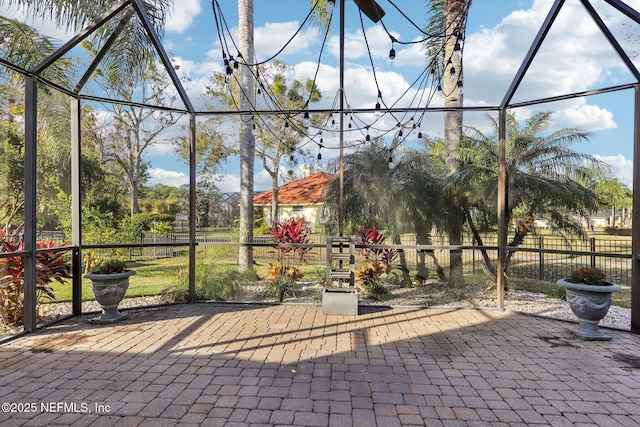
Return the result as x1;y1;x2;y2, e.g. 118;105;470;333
0;240;71;326
568;266;607;286
90;257;128;274
353;226;397;294
355;262;390;296
169;265;245;301
262;263;302;302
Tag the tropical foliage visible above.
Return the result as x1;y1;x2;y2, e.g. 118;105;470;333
568;267;608;286
0;240;71;325
264;217;311;301
457;111;603;277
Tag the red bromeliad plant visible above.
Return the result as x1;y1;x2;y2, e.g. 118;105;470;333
0;240;72;326
268;217;311;264
353;226;397;274
264;217;310;301
353;226;398;295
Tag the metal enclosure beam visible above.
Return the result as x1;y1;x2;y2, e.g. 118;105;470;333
496;109;507;310
23;78;38;332
189;114;197;302
71;97;83;316
632;85;640;334
32;0;132;75
501;0;565;108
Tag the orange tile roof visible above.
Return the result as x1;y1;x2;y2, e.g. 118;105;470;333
253;171;335;205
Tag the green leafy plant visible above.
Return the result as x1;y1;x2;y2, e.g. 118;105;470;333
262;263;302;302
91;257;128;274
353;226;397;294
353;226;397;274
0;240;71;326
355;262;390;296
263;217;310;301
568;266;609;286
168;265;246;302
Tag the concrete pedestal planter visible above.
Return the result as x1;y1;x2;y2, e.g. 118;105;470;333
322;288;358;315
85;270;136;324
556;278;621;340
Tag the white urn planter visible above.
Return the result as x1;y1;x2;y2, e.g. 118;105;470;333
85;270;136;324
556;278;621;341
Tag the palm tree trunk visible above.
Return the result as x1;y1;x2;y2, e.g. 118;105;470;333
238;0;256;271
443;0;468;286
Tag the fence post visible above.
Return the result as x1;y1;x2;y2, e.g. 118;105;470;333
590;237;596;268
538;236;544;280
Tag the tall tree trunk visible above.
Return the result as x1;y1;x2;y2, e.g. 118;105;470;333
238;0;255;271
444;0;467;286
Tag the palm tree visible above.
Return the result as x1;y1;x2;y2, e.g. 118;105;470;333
425;0;473;285
457;111;604;276
237;0;256;272
324;141;448;281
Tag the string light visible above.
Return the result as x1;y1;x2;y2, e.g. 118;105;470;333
453;39;463;61
326;0;335;14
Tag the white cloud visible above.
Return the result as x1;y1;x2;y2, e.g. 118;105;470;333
165;0;202;34
552;103;617;132
148;168;189;187
256;22;321;60
216;174;241;192
595;154;633;189
462;0;637;134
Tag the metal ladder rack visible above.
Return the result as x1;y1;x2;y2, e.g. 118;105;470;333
326;236;355;289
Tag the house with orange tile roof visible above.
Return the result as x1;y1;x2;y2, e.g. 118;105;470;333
253;171;335;226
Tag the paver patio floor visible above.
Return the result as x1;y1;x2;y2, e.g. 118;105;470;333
0;302;639;426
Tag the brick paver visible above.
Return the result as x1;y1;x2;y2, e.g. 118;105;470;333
1;303;639;426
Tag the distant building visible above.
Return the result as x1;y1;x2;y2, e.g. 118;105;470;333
253;171;335;226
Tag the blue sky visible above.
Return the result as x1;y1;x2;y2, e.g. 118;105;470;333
2;0;639;191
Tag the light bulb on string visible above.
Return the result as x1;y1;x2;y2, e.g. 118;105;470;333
449;66;457;82
453;39;463;61
227;56;234;74
326;0;335;14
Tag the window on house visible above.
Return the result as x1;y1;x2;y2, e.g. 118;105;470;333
292;205;303;213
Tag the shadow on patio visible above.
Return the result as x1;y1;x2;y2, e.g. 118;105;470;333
1;303;639;426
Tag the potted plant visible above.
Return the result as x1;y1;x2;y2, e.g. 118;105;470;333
557;266;621;340
84;257;135;324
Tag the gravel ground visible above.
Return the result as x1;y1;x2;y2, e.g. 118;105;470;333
1;281;631;339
